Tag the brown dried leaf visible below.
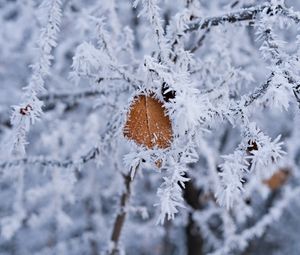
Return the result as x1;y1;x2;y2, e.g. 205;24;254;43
263;168;290;190
123;93;173;149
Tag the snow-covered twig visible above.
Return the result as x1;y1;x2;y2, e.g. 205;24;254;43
0;83;128;129
0;145;101;171
9;0;62;156
109;163;140;255
186;3;299;32
242;73;274;107
254;9;299;111
72;39;142;90
40;87;116;104
133;0;171;62
0;110;121;171
209;187;300;255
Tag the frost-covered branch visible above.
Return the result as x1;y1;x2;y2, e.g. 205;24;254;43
0;83;127;130
242;74;274;107
254;8;300;111
40;87;114;105
216;122;285;209
133;0;171;62
186;3;299;32
216;150;249;209
8;0;62;156
156;162;189;224
186;3;271;32
72;39;142;89
210;187;300;255
0;145;101;171
0;110;121;171
1;0;300;253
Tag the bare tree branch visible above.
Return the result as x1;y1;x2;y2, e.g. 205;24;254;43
110;165;139;255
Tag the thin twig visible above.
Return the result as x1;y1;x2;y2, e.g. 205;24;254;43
0;111;121;170
0;146;100;170
243;73;274;107
189;28;210;53
40;89;107;103
209;187;300;255
0;84;128;129
110;164;139;255
185;4;299;33
186;4;270;32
